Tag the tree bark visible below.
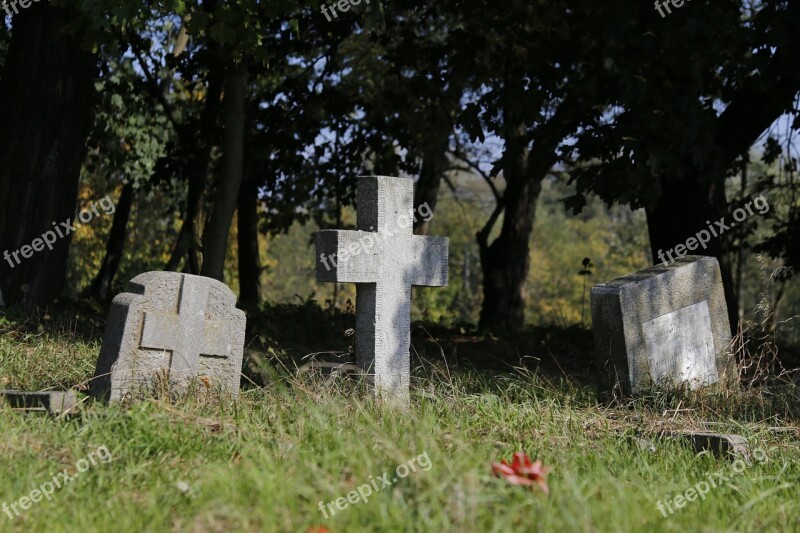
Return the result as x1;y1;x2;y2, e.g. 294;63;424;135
413;146;448;236
412;99;453;236
643;1;800;334
477;121;541;333
165;69;224;274
237;176;261;308
88;183;134;302
477;81;581;332
201;62;248;281
165;0;222;274
0;4;96;309
656;0;800;331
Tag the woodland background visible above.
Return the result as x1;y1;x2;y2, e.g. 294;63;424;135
0;0;798;346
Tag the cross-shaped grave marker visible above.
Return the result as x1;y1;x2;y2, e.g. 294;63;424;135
92;272;245;401
139;275;235;381
316;176;449;403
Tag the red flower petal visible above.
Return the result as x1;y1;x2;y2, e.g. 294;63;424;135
511;452;533;471
517;459;551;478
492;453;551;493
504;474;535;486
491;461;516;477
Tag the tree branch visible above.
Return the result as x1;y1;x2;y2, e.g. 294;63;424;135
448;149;502;202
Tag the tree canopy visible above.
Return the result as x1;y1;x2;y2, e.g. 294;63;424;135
0;0;798;334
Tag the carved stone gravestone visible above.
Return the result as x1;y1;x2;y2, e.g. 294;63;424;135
315;176;449;403
92;272;246;401
591;256;736;395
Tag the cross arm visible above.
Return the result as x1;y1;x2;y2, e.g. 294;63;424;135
139;311;180;350
315;230;381;284
202;321;235;359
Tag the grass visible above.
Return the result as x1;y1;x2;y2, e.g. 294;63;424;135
0;305;799;532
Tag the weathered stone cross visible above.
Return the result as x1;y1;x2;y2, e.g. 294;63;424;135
139;275;233;381
315;176;449;403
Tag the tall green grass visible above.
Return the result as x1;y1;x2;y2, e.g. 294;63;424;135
0;311;798;532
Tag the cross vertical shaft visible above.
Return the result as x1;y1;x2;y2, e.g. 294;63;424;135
315;176;449;403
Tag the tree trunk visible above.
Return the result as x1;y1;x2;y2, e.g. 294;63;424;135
165;0;221;274
201;62;248;281
237;176;261;308
165;69;224;273
477;121;541;333
413;135;449;235
88;183;134;302
645;176;739;333
0;4;96;309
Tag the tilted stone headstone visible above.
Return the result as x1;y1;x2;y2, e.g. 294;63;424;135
591;256;736;395
315;176;449;403
92;272;246;401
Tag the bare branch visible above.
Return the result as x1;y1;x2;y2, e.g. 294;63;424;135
448;149;502;202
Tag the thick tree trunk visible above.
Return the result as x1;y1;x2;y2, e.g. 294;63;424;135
165;69;224;273
201;62;248;281
237;176;261;308
681;0;800;326
165;164;204;274
645;176;739;333
165;0;221;274
478;122;541;333
475;73;583;333
0;4;96;309
413;136;449;235
88;183;134;302
165;171;203;274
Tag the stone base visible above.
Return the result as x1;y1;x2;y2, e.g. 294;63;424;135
0;390;78;415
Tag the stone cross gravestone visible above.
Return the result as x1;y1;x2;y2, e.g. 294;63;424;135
92;272;246;401
315;176;449;403
591;256;736;395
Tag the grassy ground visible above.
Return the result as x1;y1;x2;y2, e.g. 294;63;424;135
0;305;799;532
